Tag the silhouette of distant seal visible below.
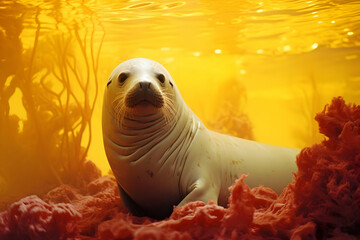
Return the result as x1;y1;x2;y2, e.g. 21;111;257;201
102;58;299;219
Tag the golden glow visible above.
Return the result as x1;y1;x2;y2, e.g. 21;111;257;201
2;0;360;180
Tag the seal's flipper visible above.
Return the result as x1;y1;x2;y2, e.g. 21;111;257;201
178;179;219;207
117;183;146;217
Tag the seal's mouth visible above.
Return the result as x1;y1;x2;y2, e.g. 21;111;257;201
125;85;164;109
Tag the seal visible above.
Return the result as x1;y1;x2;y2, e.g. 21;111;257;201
102;58;299;219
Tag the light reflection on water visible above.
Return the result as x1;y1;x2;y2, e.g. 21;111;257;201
98;0;360;54
18;0;360;53
1;0;360;173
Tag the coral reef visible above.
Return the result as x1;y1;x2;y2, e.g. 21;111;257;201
0;97;359;239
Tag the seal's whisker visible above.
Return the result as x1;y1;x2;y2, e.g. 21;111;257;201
164;95;176;103
112;93;128;129
161;94;177;124
165;96;177;106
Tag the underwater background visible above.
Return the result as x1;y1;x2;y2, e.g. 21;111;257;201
1;0;360;239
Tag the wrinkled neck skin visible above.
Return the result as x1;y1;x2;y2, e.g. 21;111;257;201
102;91;200;184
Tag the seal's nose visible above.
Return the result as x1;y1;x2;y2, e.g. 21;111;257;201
139;81;151;89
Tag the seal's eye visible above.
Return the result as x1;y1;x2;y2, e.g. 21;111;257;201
156;73;165;83
118;72;129;84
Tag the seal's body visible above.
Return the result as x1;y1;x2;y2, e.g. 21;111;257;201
102;58;299;219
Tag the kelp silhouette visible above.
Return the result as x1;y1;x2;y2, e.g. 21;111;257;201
0;1;104;201
293;74;323;147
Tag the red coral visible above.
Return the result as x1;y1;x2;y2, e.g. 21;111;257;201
221;175;255;232
250;186;278;210
96;176;255;240
0;195;80;240
75;176;125;236
294;97;360;236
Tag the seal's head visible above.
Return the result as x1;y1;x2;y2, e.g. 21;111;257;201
105;58;178;127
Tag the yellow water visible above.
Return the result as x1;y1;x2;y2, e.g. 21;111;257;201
1;0;360;184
